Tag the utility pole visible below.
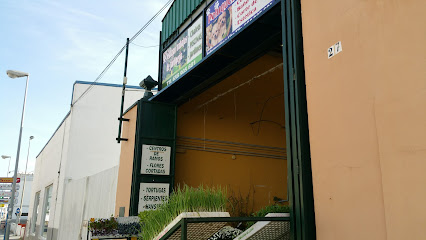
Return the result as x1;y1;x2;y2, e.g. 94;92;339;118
116;38;130;143
17;136;34;225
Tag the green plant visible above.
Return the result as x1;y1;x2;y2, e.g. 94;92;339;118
138;184;227;240
246;204;290;228
89;216;118;236
227;187;255;229
227;187;254;218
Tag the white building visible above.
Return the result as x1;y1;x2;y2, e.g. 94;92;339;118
12;173;34;223
26;81;144;240
0;174;33;224
5;173;34;236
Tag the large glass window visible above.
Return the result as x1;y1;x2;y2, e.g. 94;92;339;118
40;185;52;238
30;191;40;234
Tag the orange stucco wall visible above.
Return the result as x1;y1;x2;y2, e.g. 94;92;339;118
114;105;138;217
301;0;426;239
175;54;288;214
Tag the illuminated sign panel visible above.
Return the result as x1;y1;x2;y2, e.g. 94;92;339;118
162;16;203;88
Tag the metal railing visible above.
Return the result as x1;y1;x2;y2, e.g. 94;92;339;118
159;216;291;240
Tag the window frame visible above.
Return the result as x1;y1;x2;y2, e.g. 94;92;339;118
30;191;40;235
39;184;53;239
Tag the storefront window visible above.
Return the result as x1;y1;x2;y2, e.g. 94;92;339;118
40;185;52;238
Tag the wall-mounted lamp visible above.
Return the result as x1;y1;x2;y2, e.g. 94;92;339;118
140;75;158;100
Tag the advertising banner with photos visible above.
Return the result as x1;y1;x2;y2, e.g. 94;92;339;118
162;16;203;88
206;0;276;55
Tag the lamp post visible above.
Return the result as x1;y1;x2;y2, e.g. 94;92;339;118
1;155;11;177
4;70;30;240
16;136;34;225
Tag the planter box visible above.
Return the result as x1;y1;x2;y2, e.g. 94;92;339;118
91;235;137;239
90;216;140;238
154;212;230;240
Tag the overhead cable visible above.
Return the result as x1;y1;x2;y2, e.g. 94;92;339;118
71;0;173;106
131;43;159;48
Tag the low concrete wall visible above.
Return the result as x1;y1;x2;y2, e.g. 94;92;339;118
25;225;58;240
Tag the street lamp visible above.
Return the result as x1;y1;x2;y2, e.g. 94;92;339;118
4;70;30;240
1;155;11;177
17;136;34;225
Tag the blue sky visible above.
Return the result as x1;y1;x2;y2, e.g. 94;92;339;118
0;0;170;176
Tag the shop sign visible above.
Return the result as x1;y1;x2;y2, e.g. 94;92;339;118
162;16;203;88
0;178;20;183
141;144;171;175
0;191;19;198
138;183;169;212
206;0;276;55
0;184;19;190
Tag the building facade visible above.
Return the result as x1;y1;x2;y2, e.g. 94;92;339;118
12;173;34;224
115;0;426;239
26;81;144;240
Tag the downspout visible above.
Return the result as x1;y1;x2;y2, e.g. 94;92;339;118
50;111;69;240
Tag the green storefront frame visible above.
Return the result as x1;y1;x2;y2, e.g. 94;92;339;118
131;0;316;239
281;0;316;239
129;100;177;216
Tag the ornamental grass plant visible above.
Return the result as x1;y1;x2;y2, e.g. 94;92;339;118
138;184;227;240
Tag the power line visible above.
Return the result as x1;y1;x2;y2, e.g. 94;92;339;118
131;42;159;48
129;0;174;42
72;44;126;106
71;0;173;106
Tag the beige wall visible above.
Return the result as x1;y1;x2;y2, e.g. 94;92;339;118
114;105;138;217
301;0;426;239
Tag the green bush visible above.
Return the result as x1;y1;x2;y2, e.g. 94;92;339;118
138;184;227;240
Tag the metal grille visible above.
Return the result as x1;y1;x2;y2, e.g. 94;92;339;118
167;222;226;240
246;222;290;240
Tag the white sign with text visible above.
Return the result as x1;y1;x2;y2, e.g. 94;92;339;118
0;191;18;198
141;144;171;175
0;184;19;190
328;41;343;59
138;183;169;212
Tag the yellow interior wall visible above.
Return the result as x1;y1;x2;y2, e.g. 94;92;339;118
175;53;287;214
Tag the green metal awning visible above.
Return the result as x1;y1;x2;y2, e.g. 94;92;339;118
153;3;282;105
162;0;204;45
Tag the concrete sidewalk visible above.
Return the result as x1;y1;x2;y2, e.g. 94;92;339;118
0;235;21;240
0;229;22;239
